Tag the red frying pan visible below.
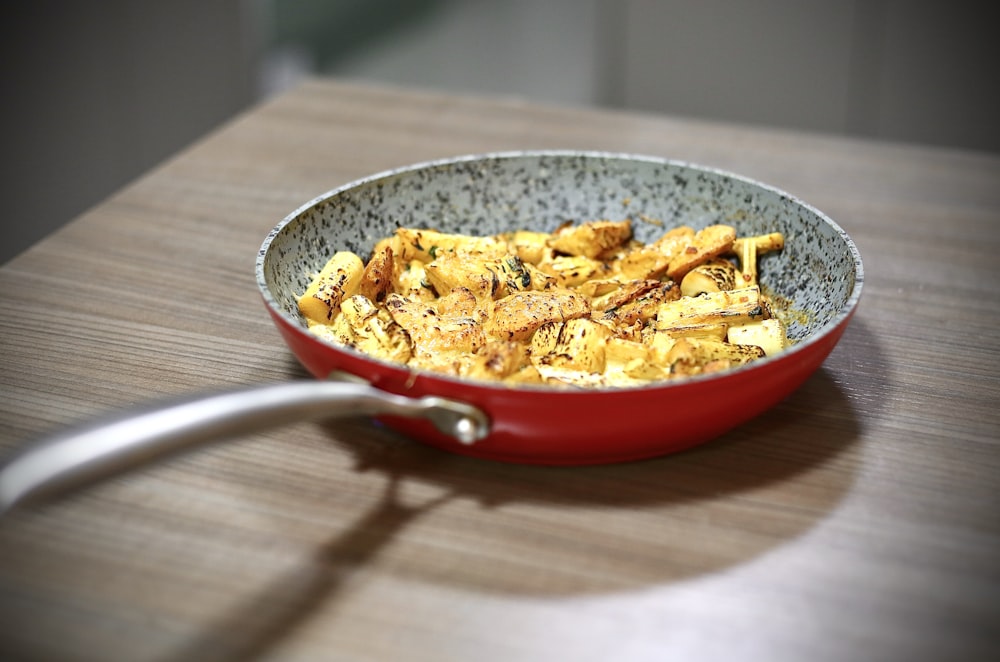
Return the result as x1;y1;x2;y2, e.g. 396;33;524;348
0;151;863;512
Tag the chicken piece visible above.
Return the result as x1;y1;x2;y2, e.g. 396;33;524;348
338;293;379;329
537;254;611;287
574;278;624;298
298;251;365;324
504;230;551;265
462;340;534;382
494;255;537;294
436;286;480;316
650;225;697;253
424;253;541;300
484;289;590;341
609;225;694;280
598;280;681;329
319;294;412;364
529;321;562;356
666;224;737;281
590;279;659;312
395;260;436;301
548;219;632;259
523;262;559;290
424;254;502;299
531;318;613;373
612;245;671;280
384;293;486;356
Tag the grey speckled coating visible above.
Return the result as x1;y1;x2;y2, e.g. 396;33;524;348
258;150;862;370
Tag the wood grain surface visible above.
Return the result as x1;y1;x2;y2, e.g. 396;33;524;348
1;78;998;662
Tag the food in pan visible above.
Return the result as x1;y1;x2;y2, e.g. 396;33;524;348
298;219;786;387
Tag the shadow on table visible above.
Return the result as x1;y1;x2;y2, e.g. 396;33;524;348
161;319;885;662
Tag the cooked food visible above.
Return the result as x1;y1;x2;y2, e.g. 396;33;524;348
299;219;786;387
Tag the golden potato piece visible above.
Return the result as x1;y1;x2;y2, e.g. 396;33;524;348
529;321;562;356
298;251;364;324
359;242;396;303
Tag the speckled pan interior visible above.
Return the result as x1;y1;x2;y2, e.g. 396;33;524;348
258;150;862;370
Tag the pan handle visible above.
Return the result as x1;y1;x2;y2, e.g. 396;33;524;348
0;379;490;515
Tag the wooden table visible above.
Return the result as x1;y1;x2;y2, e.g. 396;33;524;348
1;78;998;662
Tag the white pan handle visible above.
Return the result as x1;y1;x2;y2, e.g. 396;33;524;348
0;380;489;514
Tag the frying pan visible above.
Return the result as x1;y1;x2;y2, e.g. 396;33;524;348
0;151;863;513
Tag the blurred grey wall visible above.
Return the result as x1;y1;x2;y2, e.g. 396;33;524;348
1;1;259;265
2;0;997;265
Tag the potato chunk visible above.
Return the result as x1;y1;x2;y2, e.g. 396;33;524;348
359;242;396;303
298;251;364;323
